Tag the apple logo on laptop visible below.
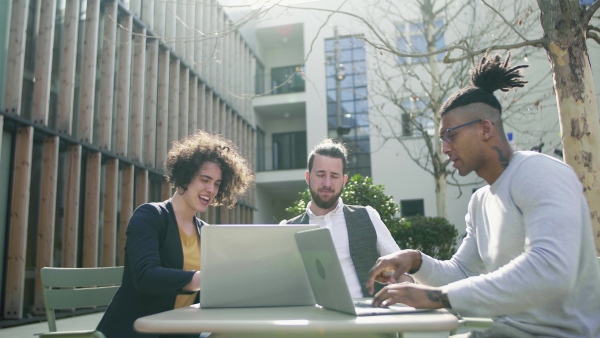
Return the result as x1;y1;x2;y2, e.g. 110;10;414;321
315;259;326;279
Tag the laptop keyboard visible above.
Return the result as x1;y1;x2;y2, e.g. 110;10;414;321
353;300;381;308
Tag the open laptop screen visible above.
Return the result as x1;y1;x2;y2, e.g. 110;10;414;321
200;224;318;308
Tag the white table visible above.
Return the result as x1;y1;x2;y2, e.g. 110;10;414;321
134;304;459;338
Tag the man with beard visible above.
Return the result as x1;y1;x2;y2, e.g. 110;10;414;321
281;138;400;298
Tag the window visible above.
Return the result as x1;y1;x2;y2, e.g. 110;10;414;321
271;65;305;94
401;199;425;217
325;35;371;177
272;131;306;170
397;20;445;65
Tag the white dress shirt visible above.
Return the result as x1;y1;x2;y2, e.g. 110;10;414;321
281;198;400;298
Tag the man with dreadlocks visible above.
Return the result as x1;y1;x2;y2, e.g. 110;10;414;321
365;53;600;337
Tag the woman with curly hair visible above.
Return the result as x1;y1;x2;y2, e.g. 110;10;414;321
97;130;254;338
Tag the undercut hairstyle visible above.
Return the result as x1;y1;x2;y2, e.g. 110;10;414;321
164;130;254;208
307;139;348;173
439;52;528;117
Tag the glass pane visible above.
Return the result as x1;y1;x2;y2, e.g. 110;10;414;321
354;73;367;87
353;48;365;61
325;39;334;52
355;87;367;100
340;74;353;88
356;99;368;113
327;90;336;102
340;49;352;63
341;89;354;101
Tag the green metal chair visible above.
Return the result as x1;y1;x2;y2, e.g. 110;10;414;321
39;266;123;338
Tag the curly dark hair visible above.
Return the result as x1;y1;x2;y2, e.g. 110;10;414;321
164;130;254;208
439;52;529;116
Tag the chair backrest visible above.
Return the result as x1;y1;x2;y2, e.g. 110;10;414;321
41;266;123;332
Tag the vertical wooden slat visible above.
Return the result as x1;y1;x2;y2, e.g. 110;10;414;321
164;0;176;50
178;68;189;139
57;0;80;134
141;0;154;30
3;0;29;115
198;83;205;131
32;136;58;314
97;0;118;150
32;0;57;125
222;15;228;102
156;49;170;169
215;8;222;95
175;0;185;58
118;165;134;266
202;0;211;83
129;0;141;18
154;0;165;38
210;0;217;87
236;34;242;112
228;22;235;103
186;0;195;66
102;158;118;267
135;169;148;208
62;145;81;268
189;77;198;135
168;59;180;149
205;90;212;133
115;14;133;157
78;0;101;143
212;96;219;134
220;206;228;224
161;180;172;201
194;1;203;76
4;126;33;319
145;38;159;167
219;101;227;138
83;152;101;268
130;27;146;163
227;108;234;142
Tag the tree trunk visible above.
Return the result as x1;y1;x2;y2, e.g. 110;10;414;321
538;0;600;254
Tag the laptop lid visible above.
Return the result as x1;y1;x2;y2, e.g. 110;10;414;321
295;227;427;316
200;224;318;308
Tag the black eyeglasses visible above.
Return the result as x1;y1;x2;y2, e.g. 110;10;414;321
439;118;483;143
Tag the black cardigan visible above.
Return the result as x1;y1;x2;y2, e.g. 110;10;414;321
97;200;201;338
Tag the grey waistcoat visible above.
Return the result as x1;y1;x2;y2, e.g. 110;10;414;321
287;205;383;297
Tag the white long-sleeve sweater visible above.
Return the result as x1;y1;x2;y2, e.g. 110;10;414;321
414;151;600;337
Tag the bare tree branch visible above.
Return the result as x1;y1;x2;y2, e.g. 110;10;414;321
480;0;528;41
583;0;600;24
442;38;546;63
587;31;600;44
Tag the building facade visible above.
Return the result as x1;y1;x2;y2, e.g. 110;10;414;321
0;0;257;322
1;0;598;325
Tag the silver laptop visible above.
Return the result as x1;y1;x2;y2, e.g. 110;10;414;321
200;224;318;308
295;227;429;316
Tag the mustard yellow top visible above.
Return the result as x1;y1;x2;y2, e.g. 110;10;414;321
174;224;201;308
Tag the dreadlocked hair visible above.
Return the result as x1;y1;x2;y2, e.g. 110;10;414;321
439;52;528;116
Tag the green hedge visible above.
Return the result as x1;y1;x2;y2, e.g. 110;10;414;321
388;215;459;260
